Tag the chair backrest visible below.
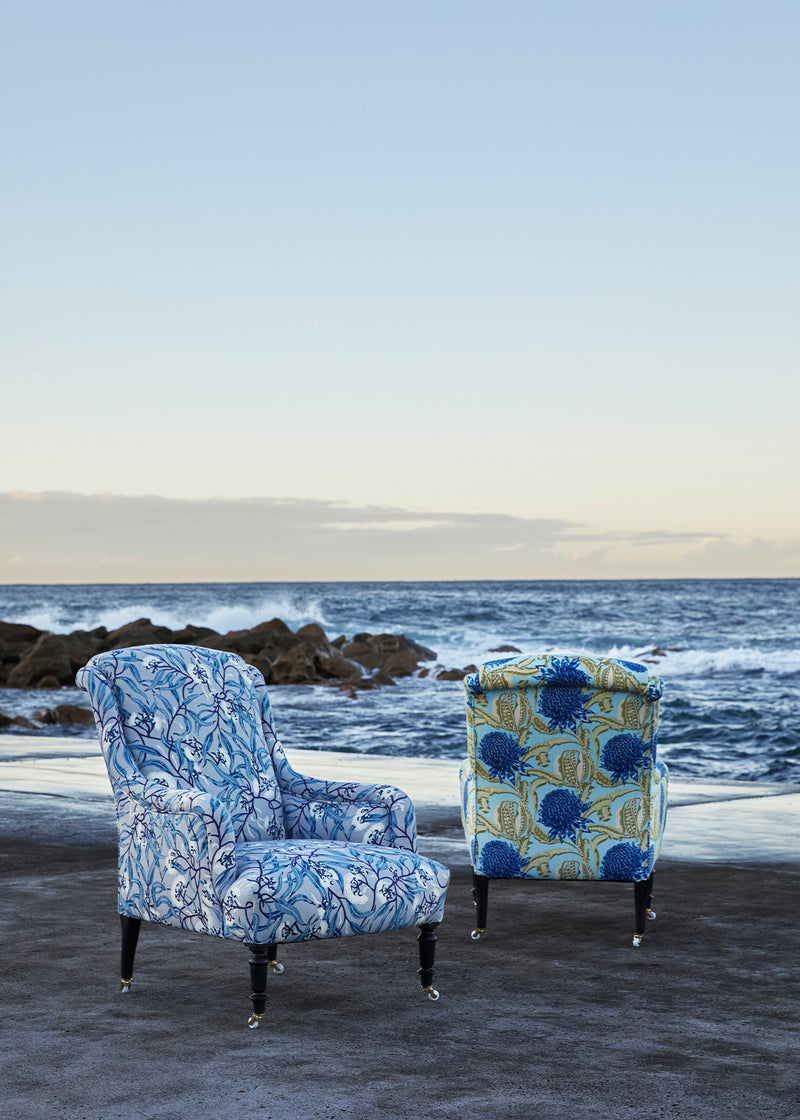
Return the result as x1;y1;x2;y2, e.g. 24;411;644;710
77;644;285;841
463;654;665;881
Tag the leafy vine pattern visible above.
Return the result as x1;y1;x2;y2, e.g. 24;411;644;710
77;645;448;942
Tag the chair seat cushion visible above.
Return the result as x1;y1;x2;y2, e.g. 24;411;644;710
222;840;449;943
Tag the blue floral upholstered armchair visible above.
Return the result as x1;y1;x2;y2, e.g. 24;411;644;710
460;654;668;947
77;645;450;1027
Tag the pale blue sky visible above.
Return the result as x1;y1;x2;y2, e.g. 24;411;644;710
2;1;798;580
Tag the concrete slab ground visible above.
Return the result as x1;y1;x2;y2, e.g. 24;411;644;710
1;737;799;1119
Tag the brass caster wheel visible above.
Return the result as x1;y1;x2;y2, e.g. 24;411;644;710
470;928;484;941
247;1013;264;1030
422;986;440;1002
647;908;657;921
268;961;284;974
632;934;643;947
120;978;133;993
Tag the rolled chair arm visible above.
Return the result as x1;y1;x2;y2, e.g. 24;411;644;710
276;766;418;852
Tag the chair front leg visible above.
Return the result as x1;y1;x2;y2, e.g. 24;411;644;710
471;872;489;939
633;872;655;947
246;945;270;1028
417;922;440;1001
120;915;141;992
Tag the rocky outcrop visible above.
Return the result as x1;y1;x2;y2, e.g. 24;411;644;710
30;704;95;727
0;709;39;729
0;614;491;728
339;633;436;672
0;617;442;697
7;634;74;689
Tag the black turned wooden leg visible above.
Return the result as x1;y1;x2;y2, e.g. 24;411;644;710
417;922;440;1001
267;942;284;974
246;945;270;1029
633;872;655;946
120;915;141;992
471;872;489;939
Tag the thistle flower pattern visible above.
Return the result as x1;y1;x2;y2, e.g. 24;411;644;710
478;839;526;878
538;685;590;733
538;789;592;843
600;842;654;881
461;653;668;883
537;656;592;732
478;730;526;780
600;732;648;783
539;656;592;688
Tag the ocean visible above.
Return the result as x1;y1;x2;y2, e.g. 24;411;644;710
1;579;798;783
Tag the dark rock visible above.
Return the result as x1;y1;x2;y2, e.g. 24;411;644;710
170;625;220;645
35;675;62;690
0;622;44;662
221;628;275;656
339;636;380;667
242;653;274;683
335;670;396;694
316;652;362;682
436;668;468;681
0;621;44;642
341;633;435;672
383;650;424;679
0;710;12;727
490;644;521;653
256;618;293;637
193;633;236;652
0;617;430;692
270;646;321;685
248;619;306;653
7;634;74;688
63;631;105;672
50;704;95;727
105;618;174;650
30;704;93;726
295;623;329;646
11;715;38;729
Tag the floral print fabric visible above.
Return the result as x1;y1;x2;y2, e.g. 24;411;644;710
460;654;668;882
77;645;448;942
224;839;448;944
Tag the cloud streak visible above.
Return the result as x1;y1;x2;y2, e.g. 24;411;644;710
0;491;797;582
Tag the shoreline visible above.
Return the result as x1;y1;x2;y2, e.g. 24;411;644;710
1;733;798;865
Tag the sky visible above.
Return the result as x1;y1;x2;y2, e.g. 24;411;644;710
2;1;798;582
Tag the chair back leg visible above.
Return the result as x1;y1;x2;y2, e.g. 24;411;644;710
471;873;489;939
633;872;655;946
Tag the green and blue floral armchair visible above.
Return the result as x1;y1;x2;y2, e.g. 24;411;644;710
460;654;668;946
77;645;449;1027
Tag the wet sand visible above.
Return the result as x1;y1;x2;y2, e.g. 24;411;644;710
1;744;799;1120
